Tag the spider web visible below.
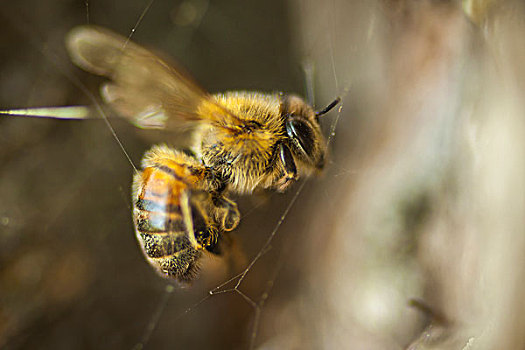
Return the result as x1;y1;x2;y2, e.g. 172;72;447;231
0;0;350;349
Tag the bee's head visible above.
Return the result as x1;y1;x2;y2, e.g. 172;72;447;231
275;95;340;191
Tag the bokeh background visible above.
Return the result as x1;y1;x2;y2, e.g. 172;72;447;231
2;0;525;349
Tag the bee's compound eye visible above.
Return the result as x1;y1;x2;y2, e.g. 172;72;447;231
286;118;316;159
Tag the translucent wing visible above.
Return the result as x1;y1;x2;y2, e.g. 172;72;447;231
66;25;243;130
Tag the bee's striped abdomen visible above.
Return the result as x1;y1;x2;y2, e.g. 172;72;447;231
132;145;240;283
132;155;209;283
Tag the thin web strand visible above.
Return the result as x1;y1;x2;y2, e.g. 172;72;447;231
234;180;308;290
123;0;156;48
85;0;90;23
302;59;316;106
329;0;340;93
239;191;278;220
133;284;175;350
248;239;286;349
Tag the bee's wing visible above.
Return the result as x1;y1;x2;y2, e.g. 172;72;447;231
66;25;243;130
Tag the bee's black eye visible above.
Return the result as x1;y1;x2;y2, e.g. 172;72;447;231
286;117;315;158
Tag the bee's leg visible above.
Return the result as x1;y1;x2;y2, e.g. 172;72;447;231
205;234;224;256
274;143;298;192
201;165;229;195
212;195;241;231
186;190;220;250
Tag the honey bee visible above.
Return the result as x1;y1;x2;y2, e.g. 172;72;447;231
65;26;339;283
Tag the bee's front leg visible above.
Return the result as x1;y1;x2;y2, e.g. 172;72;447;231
212;195;241;232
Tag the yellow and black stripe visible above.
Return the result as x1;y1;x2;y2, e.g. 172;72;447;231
132;149;214;283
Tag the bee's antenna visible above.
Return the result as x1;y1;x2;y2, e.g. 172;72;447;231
315;97;341;117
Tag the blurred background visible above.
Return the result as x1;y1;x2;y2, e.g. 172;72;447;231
1;0;525;349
